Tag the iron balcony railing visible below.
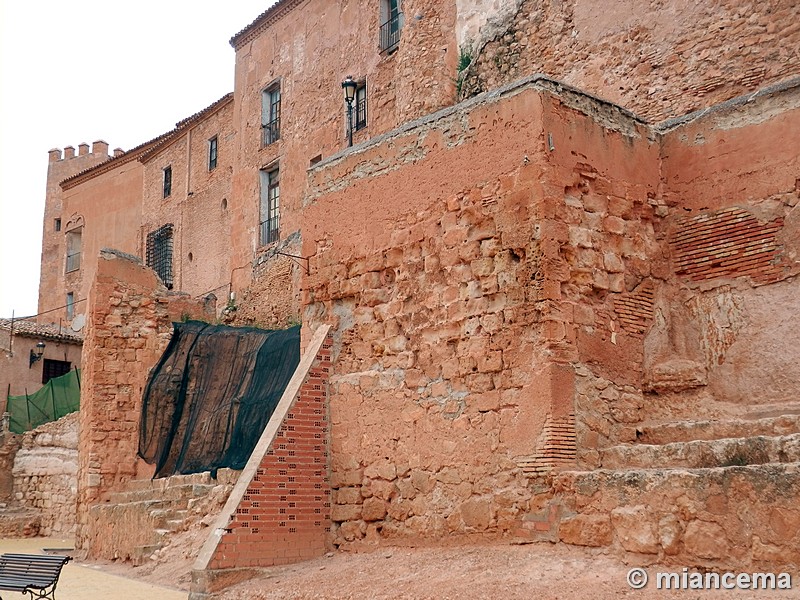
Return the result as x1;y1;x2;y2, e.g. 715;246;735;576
262;118;280;147
355;97;367;130
260;220;279;246
65;251;81;273
379;12;402;53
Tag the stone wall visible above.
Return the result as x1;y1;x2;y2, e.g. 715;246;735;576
12;412;79;536
230;234;302;329
76;249;210;550
460;0;800;122
299;78;662;543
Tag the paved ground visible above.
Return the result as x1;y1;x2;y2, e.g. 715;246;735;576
0;538;187;600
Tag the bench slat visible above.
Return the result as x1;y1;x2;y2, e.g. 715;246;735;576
0;552;70;596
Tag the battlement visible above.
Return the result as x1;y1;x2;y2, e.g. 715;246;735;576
48;140;112;162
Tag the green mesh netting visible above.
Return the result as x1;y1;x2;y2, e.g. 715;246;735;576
6;369;81;434
138;321;300;478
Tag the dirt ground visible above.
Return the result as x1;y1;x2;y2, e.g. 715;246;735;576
97;535;800;600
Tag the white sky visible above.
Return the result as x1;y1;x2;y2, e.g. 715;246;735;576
0;0;274;319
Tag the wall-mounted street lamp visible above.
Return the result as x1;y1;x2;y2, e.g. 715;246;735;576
342;75;357;147
29;341;46;368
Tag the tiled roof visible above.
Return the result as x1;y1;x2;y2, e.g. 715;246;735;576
229;0;304;50
60;93;234;188
0;319;83;344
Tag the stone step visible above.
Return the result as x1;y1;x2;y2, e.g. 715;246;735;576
524;463;800;569
600;432;800;469
107;483;216;505
130;544;162;567
123;472;215;493
637;413;800;445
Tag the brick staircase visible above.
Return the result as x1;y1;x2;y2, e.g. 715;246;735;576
519;404;800;569
86;470;238;564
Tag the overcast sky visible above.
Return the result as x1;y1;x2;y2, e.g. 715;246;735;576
0;0;273;319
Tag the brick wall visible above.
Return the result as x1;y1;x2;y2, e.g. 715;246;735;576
227;0;457;296
76;249;209;552
140;96;234;302
671;207;784;285
191;326;331;597
461;0;800;122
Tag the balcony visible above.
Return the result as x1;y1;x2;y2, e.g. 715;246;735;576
260;221;279;246
379;12;402;53
262;118;280;147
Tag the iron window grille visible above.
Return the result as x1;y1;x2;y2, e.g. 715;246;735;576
146;223;174;289
54;218;61;232
42;359;71;384
262;86;281;147
355;84;367;131
259;168;280;246
379;0;402;53
163;165;172;198
208;136;218;170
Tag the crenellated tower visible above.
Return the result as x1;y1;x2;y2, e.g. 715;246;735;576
37;141;116;327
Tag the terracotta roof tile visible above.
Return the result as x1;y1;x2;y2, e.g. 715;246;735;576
0;319;83;344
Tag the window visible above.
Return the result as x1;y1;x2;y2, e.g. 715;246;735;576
163;166;172;198
65;229;82;273
208;136;218;170
146;223;174;289
262;84;281;146
42;359;71;384
379;0;402;52
66;293;74;320
355;82;367;131
54;218;61;232
259;168;280;246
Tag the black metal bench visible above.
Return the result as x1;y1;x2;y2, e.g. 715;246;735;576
0;553;71;600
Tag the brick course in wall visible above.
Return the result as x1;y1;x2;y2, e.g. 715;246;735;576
671;207;785;285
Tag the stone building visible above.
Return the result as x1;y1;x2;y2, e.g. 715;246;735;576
30;0;800;595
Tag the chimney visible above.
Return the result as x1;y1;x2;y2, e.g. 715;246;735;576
78;143;89;156
64;146;75;159
48;148;62;162
113;148;124;157
92;140;109;156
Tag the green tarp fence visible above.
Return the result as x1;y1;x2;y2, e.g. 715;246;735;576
6;369;81;434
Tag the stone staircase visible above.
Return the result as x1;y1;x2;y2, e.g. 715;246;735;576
86;470;238;565
520;405;800;570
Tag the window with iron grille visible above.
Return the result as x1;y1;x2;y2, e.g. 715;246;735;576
259;168;280;246
208;136;218;170
65;228;82;273
42;359;71;385
355;83;367;131
379;0;402;53
163;165;172;198
54;218;61;232
262;85;281;147
146;223;174;289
